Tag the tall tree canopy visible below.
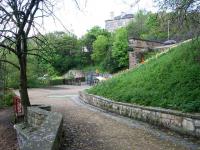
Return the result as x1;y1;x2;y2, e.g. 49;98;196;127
42;32;82;74
92;35;110;63
155;0;200;37
112;28;129;69
82;26;110;65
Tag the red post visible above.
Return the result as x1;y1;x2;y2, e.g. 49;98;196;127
13;96;24;117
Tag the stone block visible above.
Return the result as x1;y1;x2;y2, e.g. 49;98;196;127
120;106;124;114
194;120;200;128
161;118;171;126
148;112;156;120
170;116;182;127
15;107;63;150
112;104;118;110
196;129;200;135
182;118;195;131
127;108;132;117
161;113;174;119
155;112;162;118
141;110;149;120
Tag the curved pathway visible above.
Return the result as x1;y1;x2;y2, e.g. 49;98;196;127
27;85;200;150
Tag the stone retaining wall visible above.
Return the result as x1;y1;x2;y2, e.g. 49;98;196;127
14;106;63;150
79;91;200;137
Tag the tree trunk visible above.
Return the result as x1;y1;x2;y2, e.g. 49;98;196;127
18;53;30;120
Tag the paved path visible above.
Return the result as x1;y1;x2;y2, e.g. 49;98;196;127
27;85;199;150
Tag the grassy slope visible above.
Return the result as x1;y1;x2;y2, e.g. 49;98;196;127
88;40;200;112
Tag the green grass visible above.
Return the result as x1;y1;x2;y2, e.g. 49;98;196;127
88;40;200;113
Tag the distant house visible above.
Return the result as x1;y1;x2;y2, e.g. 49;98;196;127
105;12;134;32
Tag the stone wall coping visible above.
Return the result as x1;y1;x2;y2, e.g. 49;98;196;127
82;91;200;120
28;106;50;115
14;106;63;150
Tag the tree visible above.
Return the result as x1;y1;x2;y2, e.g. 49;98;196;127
112;28;129;69
0;0;55;117
126;9;198;41
155;0;200;37
82;26;110;65
126;10;149;38
41;32;82;74
92;35;110;63
141;12;168;40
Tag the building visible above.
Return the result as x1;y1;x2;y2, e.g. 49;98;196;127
105;12;134;32
128;38;164;69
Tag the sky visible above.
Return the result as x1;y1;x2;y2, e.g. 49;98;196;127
42;0;158;37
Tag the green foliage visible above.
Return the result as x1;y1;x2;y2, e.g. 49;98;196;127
126;10;149;38
92;35;110;63
126;10;199;41
50;79;63;85
81;26;111;65
156;0;200;36
43;32;83;74
89;40;200;112
6;52;56;88
4;91;14;106
141;13;168;40
126;10;169;40
0;90;15;107
112;28;129;69
83;26;110;53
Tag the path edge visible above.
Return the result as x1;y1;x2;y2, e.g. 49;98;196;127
79;91;200;138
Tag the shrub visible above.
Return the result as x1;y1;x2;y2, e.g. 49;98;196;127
0;90;15;107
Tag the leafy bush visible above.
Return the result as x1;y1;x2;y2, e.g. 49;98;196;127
4;92;14;106
50;79;63;85
0;90;15;107
88;40;200;113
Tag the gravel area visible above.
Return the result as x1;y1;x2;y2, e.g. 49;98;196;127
0;107;18;150
23;85;200;150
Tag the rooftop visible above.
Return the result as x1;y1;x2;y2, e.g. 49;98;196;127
106;13;134;22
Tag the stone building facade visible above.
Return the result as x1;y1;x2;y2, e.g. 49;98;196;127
128;38;164;69
105;13;134;32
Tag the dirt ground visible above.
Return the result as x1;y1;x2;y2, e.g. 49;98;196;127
0;107;18;150
22;85;200;150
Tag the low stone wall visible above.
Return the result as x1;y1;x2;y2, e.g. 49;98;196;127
14;106;63;150
79;91;200;137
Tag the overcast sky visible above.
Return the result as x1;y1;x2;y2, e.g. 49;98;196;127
42;0;158;37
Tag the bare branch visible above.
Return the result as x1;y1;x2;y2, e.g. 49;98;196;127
74;0;81;10
26;0;40;36
0;59;20;70
0;43;17;55
24;52;51;64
